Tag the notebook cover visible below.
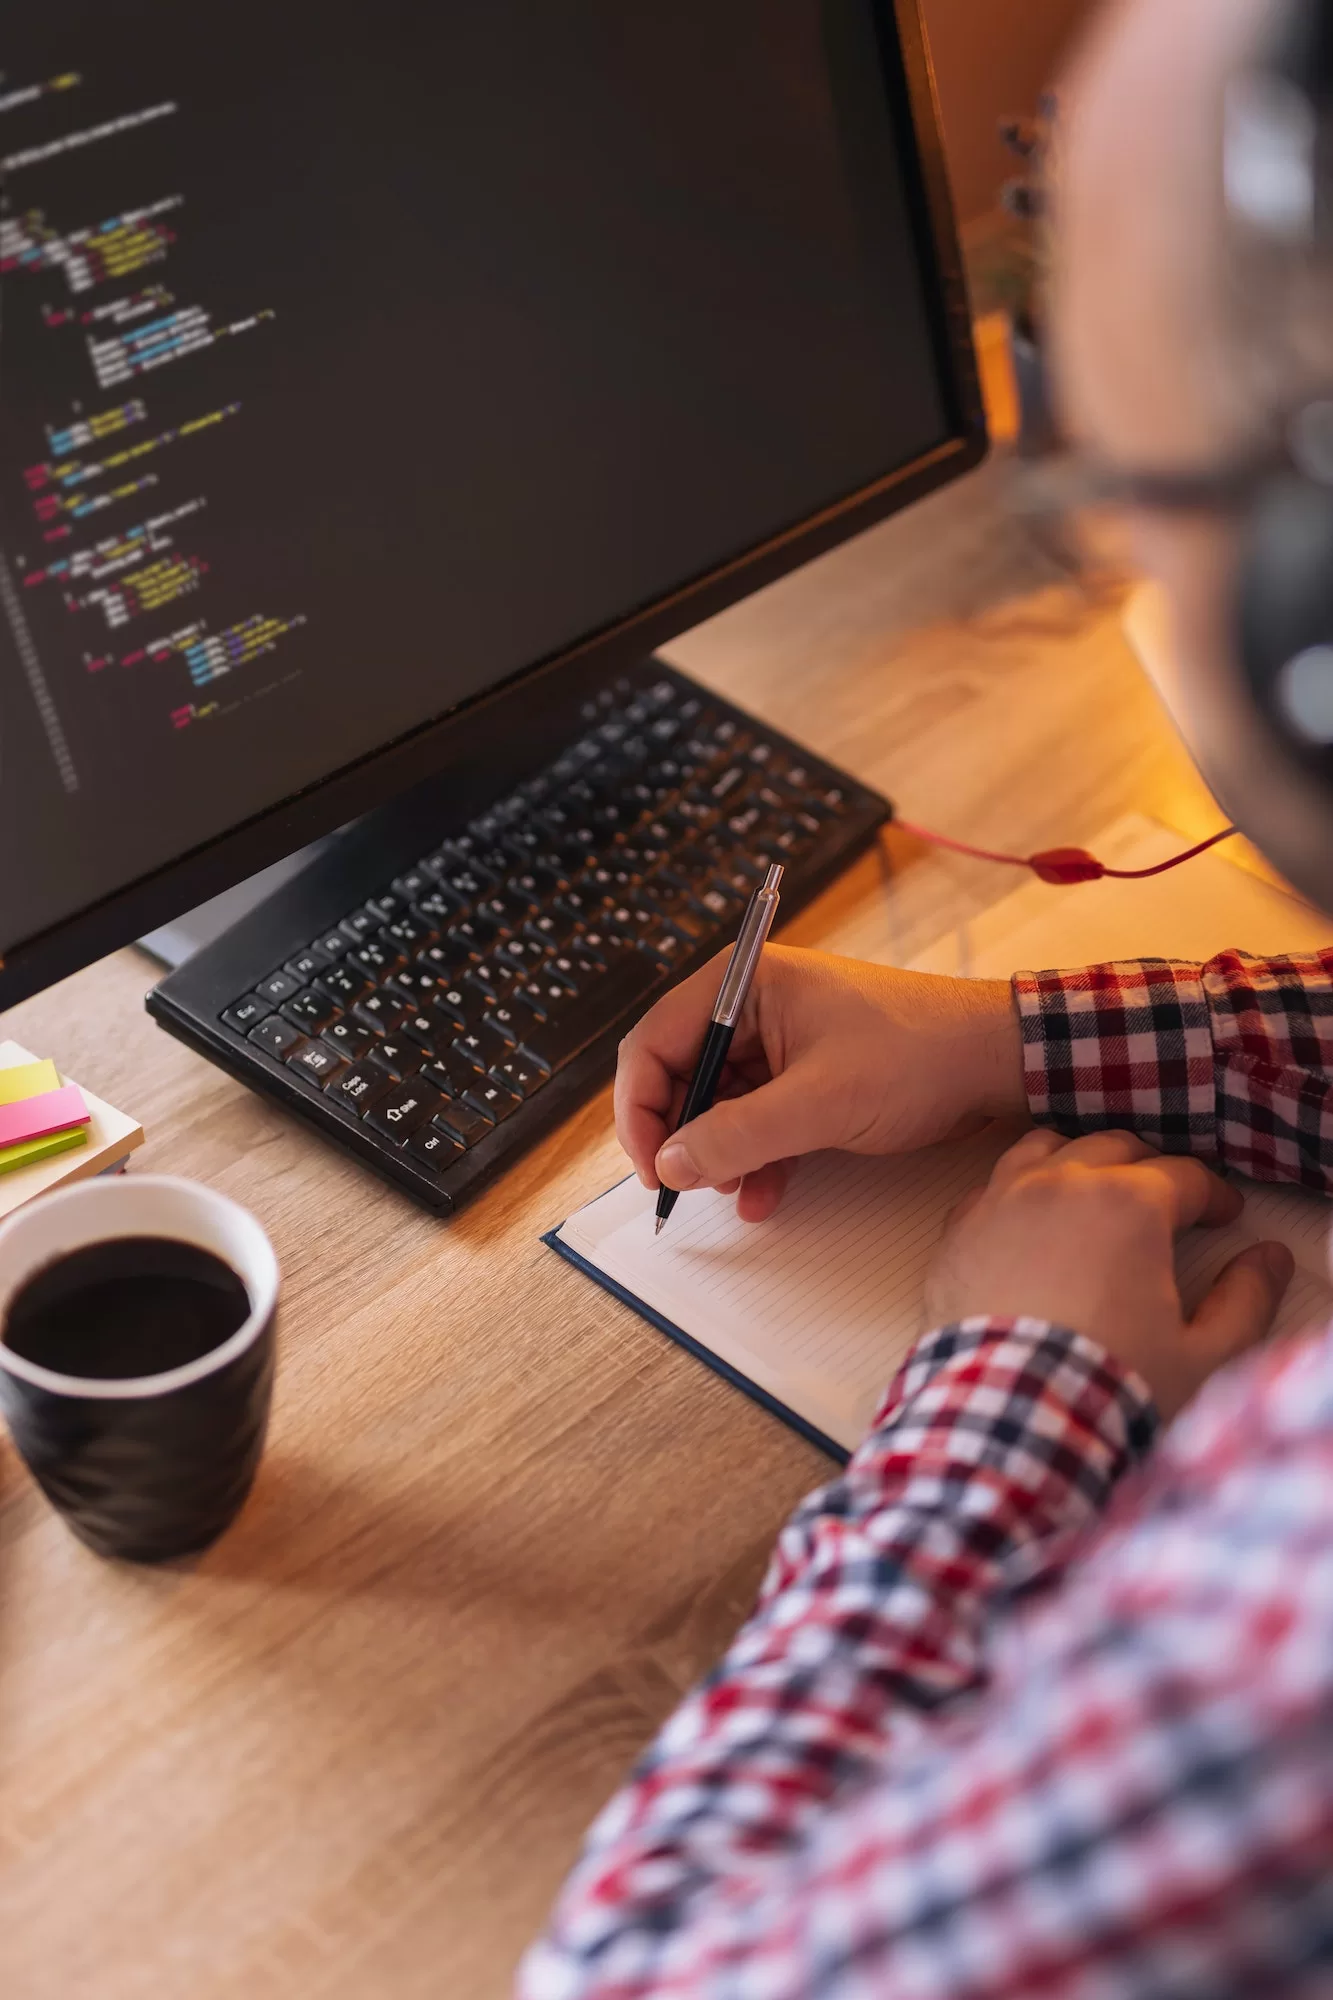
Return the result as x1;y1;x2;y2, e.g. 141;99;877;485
542;1225;849;1465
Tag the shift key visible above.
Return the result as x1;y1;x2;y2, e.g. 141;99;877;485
365;1078;444;1144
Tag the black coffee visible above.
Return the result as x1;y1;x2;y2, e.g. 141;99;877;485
3;1236;252;1380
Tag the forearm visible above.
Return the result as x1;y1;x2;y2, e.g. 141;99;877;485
519;1318;1155;1998
1014;949;1333;1190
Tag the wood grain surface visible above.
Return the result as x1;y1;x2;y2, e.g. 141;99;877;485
0;456;1230;1998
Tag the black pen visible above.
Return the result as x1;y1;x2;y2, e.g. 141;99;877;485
655;862;784;1235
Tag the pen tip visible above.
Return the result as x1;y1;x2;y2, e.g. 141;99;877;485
654;1217;665;1236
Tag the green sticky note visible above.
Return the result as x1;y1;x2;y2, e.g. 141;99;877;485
0;1126;88;1175
0;1059;60;1106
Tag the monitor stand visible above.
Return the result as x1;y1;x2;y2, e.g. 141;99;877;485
137;831;344;971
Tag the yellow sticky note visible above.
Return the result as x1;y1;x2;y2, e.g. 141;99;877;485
0;1059;61;1106
0;1126;87;1176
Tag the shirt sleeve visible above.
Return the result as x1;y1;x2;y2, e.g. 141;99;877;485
517;1318;1157;1999
1013;949;1333;1191
519;1323;1333;2000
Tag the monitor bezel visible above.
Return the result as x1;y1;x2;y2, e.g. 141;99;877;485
0;0;986;1009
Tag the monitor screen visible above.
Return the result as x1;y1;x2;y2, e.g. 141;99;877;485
0;0;973;981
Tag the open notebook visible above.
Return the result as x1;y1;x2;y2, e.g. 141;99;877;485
546;817;1333;1460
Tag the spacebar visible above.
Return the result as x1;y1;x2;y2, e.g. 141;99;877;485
519;961;665;1074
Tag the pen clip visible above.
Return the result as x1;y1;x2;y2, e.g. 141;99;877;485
713;863;783;1027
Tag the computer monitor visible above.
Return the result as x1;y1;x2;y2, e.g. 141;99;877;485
0;0;983;1011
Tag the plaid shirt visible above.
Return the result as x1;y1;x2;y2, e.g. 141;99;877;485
518;951;1333;2000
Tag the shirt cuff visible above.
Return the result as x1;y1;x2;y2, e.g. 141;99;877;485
1012;959;1217;1157
873;1316;1159;1519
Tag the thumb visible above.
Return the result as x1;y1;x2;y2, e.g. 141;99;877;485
656;1065;827;1191
1189;1241;1295;1367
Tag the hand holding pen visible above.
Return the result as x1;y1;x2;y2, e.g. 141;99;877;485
654;864;783;1234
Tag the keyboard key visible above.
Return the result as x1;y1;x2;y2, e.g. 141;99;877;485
287;1041;346;1085
339;908;379;944
281;987;338;1031
385;965;443;1008
399;1010;447;1052
316;962;370;1006
525;909;576;950
465;958;523;1003
449;913;500;954
314;929;350;959
434;1100;494;1146
322;1018;374;1061
495;936;548;973
366;1079;445;1143
255;968;301;1005
248;1015;305;1059
707;764;748;804
429;983;472;1033
421;1052;489;1100
695;883;742;922
284;945;331;982
514;976;576;1021
420;934;479;974
348;937;403;980
483;1003;527;1043
452;1020;515;1071
437;864;492;904
353;991;405;1035
478;886;536;927
462;1080;523;1125
222;994;273;1034
326;1060;392;1113
408;1124;465;1171
639;929;690;970
489;1053;545;1099
392;866;435;902
557;946;611;985
366;1035;423;1080
383;914;433;952
366;891;406;924
413;888;462;927
512;865;564;900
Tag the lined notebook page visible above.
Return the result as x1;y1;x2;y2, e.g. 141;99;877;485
560;1150;1333;1456
567;1129;1023;1454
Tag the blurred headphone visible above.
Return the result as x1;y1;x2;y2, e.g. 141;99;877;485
1229;0;1333;768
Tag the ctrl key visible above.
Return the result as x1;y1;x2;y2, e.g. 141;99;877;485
407;1124;464;1173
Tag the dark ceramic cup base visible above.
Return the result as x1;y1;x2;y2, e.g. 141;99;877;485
0;1179;279;1565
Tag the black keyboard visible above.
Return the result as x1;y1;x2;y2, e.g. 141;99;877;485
148;663;889;1212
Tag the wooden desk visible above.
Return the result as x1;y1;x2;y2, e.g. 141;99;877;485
0;461;1225;1999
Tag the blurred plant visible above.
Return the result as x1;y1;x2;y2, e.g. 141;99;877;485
969;93;1055;340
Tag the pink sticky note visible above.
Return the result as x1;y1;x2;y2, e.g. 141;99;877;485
0;1083;90;1147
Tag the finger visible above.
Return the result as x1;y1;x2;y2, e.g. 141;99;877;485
1050;1130;1162;1168
988;1127;1069;1193
615;957;767;1183
1189;1241;1295;1365
1124;1154;1245;1231
735;1158;791;1224
656;1063;824;1191
617;1070;691;1189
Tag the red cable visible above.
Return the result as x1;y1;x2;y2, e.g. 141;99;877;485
892;819;1239;886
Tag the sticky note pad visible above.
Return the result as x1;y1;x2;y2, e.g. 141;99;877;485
0;1059;61;1106
0;1127;88;1176
0;1083;90;1147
